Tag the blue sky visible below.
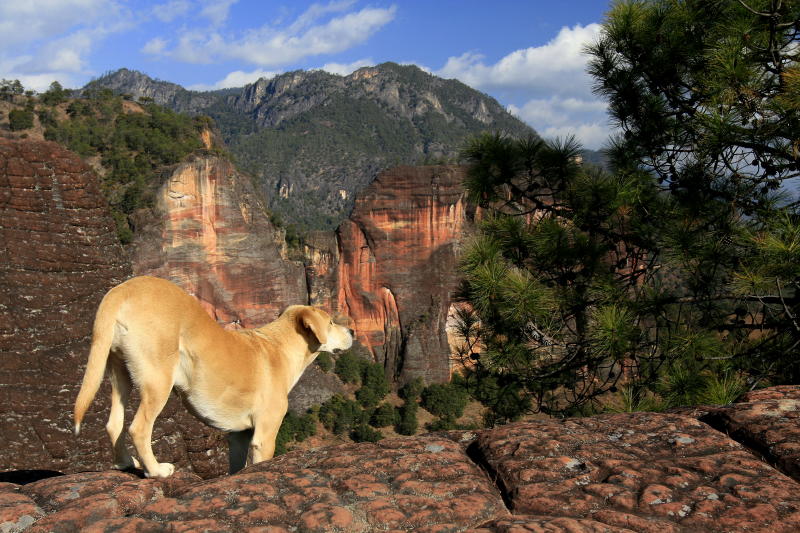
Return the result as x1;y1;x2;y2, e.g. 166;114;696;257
0;0;614;148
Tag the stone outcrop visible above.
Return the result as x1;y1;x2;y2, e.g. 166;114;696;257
0;139;232;478
4;386;800;532
129;153;308;329
0;138;131;474
310;165;471;385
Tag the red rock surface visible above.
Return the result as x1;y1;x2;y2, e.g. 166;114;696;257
473;412;800;532
129;154;308;328
0;139;229;478
7;391;800;532
700;384;800;483
331;165;471;384
0;138;130;474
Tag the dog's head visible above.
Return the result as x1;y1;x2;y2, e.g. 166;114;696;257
296;306;353;354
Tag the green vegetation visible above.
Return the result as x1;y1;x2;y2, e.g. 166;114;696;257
420;381;469;430
8;108;34;131
274;411;317;456
315;352;333;372
40;81;67;106
43;89;206;242
333;349;370;384
455;0;800;421
0;79;24;100
369;402;397;428
395;378;422;435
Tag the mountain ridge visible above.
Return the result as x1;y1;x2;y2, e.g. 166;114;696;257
85;63;536;230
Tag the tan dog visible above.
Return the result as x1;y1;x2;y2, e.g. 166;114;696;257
73;276;353;478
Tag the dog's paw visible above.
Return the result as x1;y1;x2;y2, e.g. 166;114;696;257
145;462;175;478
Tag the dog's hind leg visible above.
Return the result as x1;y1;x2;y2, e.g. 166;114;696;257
128;370;176;478
107;356;139;471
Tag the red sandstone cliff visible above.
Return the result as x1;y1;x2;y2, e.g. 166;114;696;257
129;154;308;328
306;165;472;384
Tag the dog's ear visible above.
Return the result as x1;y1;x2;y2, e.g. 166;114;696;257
298;307;329;345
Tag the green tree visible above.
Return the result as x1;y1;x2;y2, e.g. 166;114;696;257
370;402;397;427
420;383;469;420
41;81;67;106
316;352;333;372
458;0;800;419
586;0;800;384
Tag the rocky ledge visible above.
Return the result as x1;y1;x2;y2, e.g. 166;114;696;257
2;386;800;532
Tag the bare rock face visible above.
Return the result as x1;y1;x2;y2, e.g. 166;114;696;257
129;154;308;328
7;390;800;532
328;165;470;384
472;412;800;532
0;139;230;479
0;138;130;474
700;385;800;483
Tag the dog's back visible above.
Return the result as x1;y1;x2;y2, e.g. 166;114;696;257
73;276;214;434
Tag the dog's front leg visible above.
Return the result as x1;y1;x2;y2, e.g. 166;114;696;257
250;402;288;464
227;428;254;474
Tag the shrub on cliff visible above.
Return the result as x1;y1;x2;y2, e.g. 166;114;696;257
421;382;469;420
370;402;397;428
334;350;369;384
399;377;424;401
275;411;317;455
316;352;333;372
355;363;389;408
318;394;366;436
351;423;382;443
9;108;34;131
395;397;419;436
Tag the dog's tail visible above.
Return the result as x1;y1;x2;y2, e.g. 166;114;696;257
73;287;121;436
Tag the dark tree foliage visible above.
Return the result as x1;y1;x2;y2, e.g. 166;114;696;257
40;81;67;106
275;411;317;456
420;383;469;420
315;352;333;372
369;402;397;428
333;349;370;384
395;399;419;436
318;394;366;436
457;0;800;420
8;108;34;131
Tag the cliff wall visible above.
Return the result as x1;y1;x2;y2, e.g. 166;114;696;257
0;139;233;476
330;165;470;384
129;154;307;328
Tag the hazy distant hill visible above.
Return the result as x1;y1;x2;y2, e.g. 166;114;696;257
86;63;535;230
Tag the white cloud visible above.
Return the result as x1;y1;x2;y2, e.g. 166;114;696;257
188;68;280;90
0;0;133;91
200;0;238;27
152;0;191;23
147;3;397;68
142;37;168;55
508;96;611;150
438;23;611;149
438;24;601;97
318;58;374;76
0;0;111;48
541;123;610;151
